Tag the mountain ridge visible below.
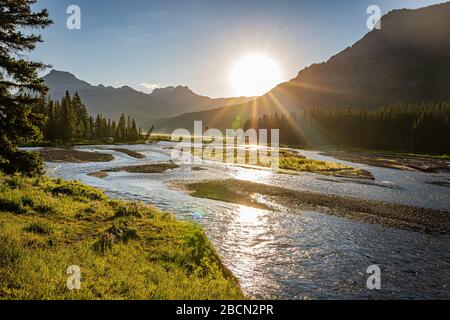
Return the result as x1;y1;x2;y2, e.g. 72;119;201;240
153;2;450;133
42;70;254;126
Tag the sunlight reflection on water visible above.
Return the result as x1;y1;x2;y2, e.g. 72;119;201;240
35;143;450;299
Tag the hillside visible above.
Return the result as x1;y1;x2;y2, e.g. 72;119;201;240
154;2;450;133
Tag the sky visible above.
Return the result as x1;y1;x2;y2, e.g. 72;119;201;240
31;0;448;97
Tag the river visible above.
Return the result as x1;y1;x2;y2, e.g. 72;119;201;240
38;142;450;299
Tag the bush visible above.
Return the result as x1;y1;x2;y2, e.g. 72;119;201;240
93;232;116;253
114;202;152;219
107;225;140;243
0;194;26;214
186;227;210;266
50;181;105;201
24;223;53;235
33;202;57;215
5;175;25;189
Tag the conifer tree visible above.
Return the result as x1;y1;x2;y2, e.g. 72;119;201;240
0;0;52;175
60;92;75;144
116;113;127;142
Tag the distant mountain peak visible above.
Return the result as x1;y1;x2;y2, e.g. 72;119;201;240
152;85;193;96
45;69;79;80
42;70;253;126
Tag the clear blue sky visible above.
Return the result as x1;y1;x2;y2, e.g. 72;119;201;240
31;0;447;97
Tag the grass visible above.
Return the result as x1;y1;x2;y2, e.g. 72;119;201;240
0;173;244;300
187;146;372;179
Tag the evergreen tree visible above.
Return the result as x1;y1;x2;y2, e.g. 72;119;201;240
0;0;52;176
116;113;127;142
60;92;75;144
33;92;143;144
130;119;138;140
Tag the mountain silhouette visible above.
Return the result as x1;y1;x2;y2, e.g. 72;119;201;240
43;70;253;126
154;2;450;132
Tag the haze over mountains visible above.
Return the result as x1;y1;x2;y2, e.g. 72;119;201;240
154;2;450;132
43;70;253;127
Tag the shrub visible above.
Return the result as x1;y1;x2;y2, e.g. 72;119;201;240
6;175;25;189
24;223;53;235
186;227;210;266
107;225;140;243
50;182;105;201
114;203;146;219
21;195;34;207
93;232;116;253
33;202;57;215
0;194;26;214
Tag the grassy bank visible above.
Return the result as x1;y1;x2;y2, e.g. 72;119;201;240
0;173;244;300
187;147;373;179
180;179;450;234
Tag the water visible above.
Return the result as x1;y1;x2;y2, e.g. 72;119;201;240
36;143;450;299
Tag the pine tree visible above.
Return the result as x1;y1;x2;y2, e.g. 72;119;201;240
60;92;75;144
0;0;52;176
116;113;127;142
130;119;138;141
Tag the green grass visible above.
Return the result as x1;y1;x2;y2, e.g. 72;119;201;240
0;173;244;300
188;147;372;179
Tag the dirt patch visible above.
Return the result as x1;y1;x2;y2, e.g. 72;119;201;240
179;179;450;234
191;166;208;171
426;180;450;188
88;172;109;179
321;151;450;173
39;149;114;163
103;163;179;174
111;148;145;159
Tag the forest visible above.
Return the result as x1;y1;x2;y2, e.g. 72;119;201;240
243;102;450;154
31;91;147;145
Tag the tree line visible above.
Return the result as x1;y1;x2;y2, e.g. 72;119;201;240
32;91;147;144
243;102;450;154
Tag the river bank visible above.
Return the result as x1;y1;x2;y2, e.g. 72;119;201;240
319;150;450;173
33;143;450;299
0;173;244;299
177;179;450;234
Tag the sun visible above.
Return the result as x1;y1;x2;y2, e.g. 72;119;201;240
230;53;282;97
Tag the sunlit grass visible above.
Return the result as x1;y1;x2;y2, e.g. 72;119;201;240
0;173;244;300
186;146;372;178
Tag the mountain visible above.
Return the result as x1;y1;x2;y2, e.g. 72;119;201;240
42;70;253;127
154;2;450;133
151;85;253;115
